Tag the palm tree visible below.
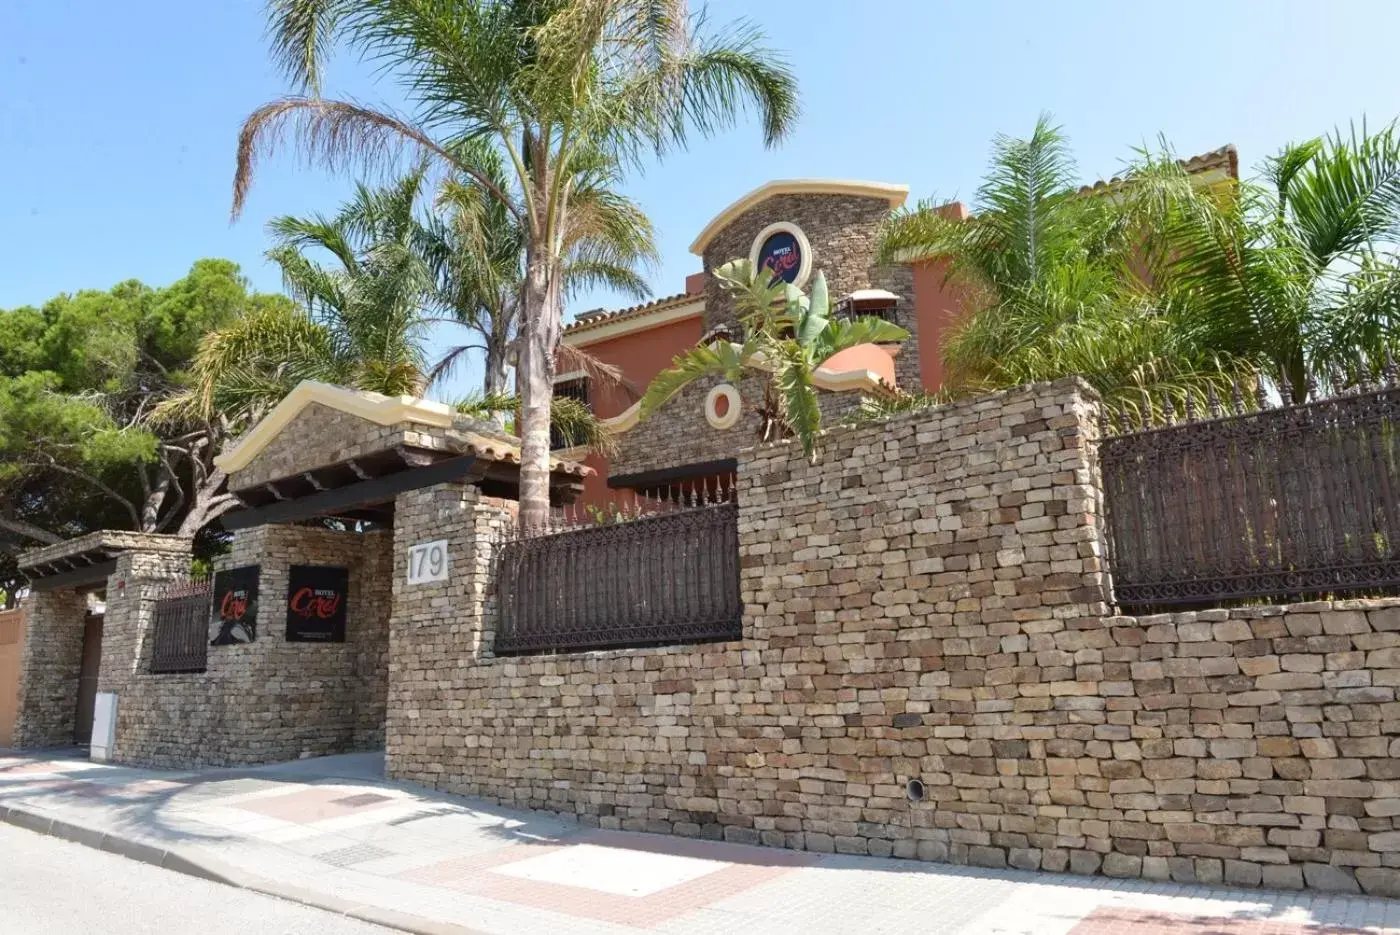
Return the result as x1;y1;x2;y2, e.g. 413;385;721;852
185;176;435;425
454;391;617;456
1130;123;1400;401
425;153;657;401
640;260;906;459
877;116;1243;412
232;0;799;529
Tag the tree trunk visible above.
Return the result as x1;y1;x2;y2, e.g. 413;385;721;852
483;338;509;398
141;469;172;532
517;250;562;532
0;516;62;546
176;468;239;538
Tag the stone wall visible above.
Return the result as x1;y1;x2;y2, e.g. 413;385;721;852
11;588;88;749
610;372;767;478
700;192;921;390
385;376;1400;897
101;525;393;769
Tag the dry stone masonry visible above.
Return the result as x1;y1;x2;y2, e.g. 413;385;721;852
99;524;392;769
385;377;1400;898
700;191;921;389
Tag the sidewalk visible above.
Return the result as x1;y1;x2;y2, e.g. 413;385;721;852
2;751;1399;935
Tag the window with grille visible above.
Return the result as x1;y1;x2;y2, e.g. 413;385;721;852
552;377;591;450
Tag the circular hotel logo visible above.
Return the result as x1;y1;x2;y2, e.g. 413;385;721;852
749;222;812;288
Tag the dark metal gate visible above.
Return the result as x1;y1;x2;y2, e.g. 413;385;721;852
495;498;742;655
1101;373;1400;607
150;579;211;674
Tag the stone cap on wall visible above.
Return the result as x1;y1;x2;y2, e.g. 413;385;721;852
18;530;192;571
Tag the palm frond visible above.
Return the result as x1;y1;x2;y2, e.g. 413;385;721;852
639;343;732;417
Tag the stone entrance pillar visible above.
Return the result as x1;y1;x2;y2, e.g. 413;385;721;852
13;531;193;752
11;588;90;749
99;543;195;690
384;482;513;780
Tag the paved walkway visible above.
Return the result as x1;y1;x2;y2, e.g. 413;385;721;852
3;751;1400;934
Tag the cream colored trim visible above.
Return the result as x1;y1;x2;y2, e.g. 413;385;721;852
690;179;910;255
551;445;592;462
812;366;884;393
213;381;456;473
599;401;643;433
748;221;813;289
552;370;588;384
563;299;704;348
705;384;742;430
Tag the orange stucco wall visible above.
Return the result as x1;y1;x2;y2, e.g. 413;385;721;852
911;258;971;394
558;314;704;506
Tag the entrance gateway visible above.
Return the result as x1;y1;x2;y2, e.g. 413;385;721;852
7;382;590;767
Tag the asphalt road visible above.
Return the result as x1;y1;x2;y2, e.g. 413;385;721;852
0;824;392;934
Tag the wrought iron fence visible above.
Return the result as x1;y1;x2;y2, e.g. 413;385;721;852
1101;368;1400;607
150;578;211;674
495;484;742;655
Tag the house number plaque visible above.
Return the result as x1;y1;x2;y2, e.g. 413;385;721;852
406;540;449;585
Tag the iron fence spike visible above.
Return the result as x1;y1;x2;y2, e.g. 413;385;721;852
1183;394;1197;422
1331;365;1347;396
1306;373;1320;402
1231;378;1245;415
1207;384;1222;418
1162;393;1176;425
1386;347;1399;386
1278;370;1294;407
1255;377;1270;411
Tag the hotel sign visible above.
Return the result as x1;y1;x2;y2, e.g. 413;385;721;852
210;565;260;645
285;565;350;643
750;221;812;288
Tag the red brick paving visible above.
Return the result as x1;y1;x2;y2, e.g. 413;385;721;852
236;787;398;823
1068;907;1381;935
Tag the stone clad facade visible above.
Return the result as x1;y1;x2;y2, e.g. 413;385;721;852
700;192;921;390
11;588;89;749
607;189;918;481
384;377;1400;897
98;525;393;769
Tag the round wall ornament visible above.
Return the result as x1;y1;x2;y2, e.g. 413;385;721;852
705;383;742;430
749;221;812;289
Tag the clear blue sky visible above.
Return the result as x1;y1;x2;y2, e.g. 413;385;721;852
5;0;1400;396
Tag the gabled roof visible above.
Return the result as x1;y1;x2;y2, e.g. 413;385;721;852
213;382;457;474
689;179;910;256
213;381;590;478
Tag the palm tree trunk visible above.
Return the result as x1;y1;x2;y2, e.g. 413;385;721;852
483;341;509;397
517;251;561;531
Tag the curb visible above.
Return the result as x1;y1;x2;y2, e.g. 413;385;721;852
0;803;482;935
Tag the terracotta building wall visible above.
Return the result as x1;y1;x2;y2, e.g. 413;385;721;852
560;313;704;504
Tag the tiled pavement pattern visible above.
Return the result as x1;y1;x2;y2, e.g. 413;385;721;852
4;751;1400;935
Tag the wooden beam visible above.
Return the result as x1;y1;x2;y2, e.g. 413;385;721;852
396;445;448;468
608;458;738;491
221;456;483;531
30;559;118;593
